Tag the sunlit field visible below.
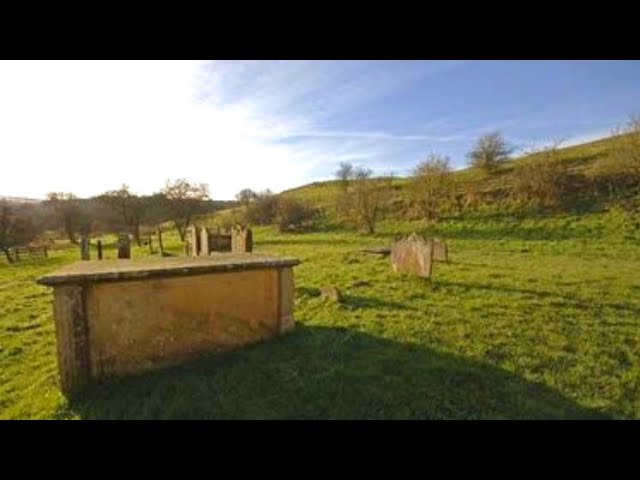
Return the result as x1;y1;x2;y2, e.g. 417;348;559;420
2;209;639;419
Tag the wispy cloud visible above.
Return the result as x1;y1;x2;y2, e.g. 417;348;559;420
1;60;638;200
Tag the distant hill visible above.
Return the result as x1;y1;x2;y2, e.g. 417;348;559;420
278;132;631;212
0;196;42;204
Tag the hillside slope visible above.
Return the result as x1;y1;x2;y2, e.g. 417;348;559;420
279;132;628;211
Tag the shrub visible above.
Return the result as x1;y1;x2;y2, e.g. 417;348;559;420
409;154;453;220
586;116;640;199
510;141;572;208
468;132;513;173
275;197;318;232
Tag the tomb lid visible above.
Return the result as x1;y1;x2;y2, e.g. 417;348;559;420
37;254;301;286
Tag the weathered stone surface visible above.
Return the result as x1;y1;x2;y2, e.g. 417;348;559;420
231;226;253;253
117;233;131;259
320;285;342;302
53;284;90;396
37;254;301;286
390;233;433;278
200;227;210;257
157;229;165;256
433;239;448;262
187;225;200;257
210;233;232;252
37;254;301;399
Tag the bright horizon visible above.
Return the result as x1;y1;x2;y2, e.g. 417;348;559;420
1;60;639;200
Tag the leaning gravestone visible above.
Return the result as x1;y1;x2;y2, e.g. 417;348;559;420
390;233;434;278
433;239;448;262
117;233;131;259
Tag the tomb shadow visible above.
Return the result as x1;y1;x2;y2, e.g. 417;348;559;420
66;325;610;420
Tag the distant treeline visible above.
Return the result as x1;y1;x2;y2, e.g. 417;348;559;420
0;179;236;262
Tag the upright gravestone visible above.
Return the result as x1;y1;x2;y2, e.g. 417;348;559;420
117;233;131;259
390;233;434;278
433;239;448;262
80;235;90;261
187;225;201;257
200;227;210;256
157;229;164;257
232;226;253;253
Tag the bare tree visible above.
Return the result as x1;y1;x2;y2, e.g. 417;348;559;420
244;190;278;225
410;154;453;220
468;131;514;172
335;162;354;190
44;192;93;244
0;203;37;263
159;179;210;241
337;166;390;234
235;188;259;206
97;184;146;246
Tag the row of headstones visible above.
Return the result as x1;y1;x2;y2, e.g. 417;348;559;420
79;230;165;261
390;233;448;278
186;225;253;257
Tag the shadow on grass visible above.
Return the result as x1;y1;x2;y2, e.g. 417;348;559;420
435;279;640;317
65;325;608;420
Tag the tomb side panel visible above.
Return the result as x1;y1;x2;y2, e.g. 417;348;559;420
86;268;280;378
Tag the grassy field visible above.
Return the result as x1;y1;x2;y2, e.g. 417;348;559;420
1;208;639;419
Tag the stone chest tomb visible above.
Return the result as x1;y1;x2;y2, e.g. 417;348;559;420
37;254;300;398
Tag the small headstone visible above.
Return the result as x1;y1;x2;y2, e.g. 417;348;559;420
117;233;131;259
200;227;210;256
433;239;448;262
80;235;90;261
231;226;253;253
187;225;200;257
390;233;433;278
157;229;165;257
320;285;342;302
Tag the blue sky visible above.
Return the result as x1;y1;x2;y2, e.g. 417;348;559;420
1;60;639;200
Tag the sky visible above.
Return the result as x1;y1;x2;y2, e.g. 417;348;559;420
1;60;639;200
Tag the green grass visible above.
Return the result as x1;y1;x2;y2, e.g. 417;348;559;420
1;209;639;419
278;132;626;213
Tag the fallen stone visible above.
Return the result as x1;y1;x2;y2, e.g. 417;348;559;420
360;247;391;255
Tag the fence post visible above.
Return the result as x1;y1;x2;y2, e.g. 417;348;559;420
43;245;48;258
96;240;103;260
148;235;154;255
